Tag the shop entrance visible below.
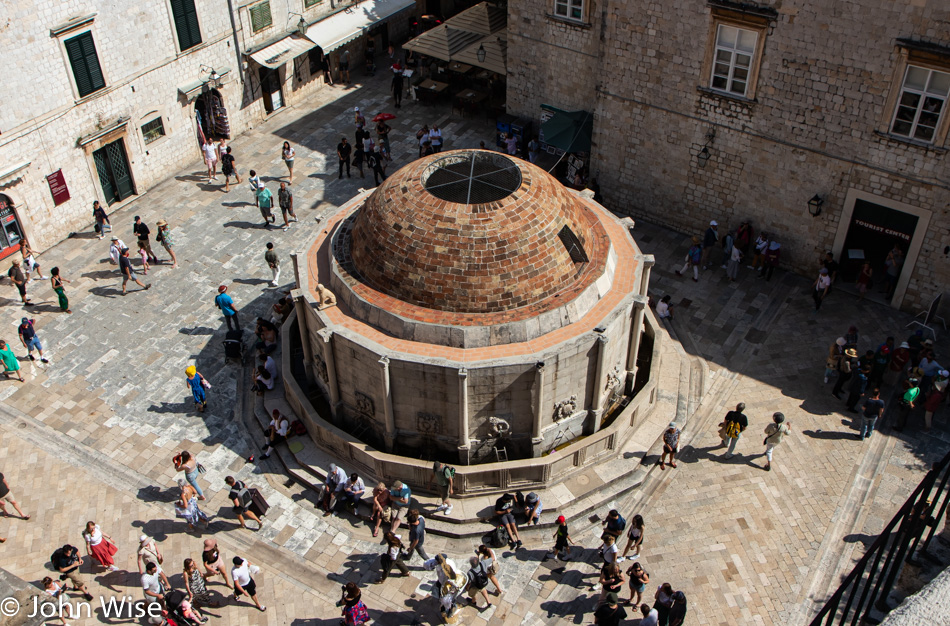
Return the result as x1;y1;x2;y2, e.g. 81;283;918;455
259;66;284;113
195;88;231;141
0;195;24;261
840;198;918;303
92;139;135;205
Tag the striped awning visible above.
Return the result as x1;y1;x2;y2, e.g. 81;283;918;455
248;34;318;69
307;0;416;53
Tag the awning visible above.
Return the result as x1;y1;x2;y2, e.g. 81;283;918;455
541;107;594;153
403;24;484;62
177;66;233;100
453;29;507;75
443;2;506;35
307;0;415;53
248;34;318;69
0;162;31;189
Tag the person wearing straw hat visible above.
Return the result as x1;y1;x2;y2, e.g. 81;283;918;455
155;220;178;268
832;347;859;399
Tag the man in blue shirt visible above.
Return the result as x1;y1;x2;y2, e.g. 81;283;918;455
389;480;411;532
215;285;240;331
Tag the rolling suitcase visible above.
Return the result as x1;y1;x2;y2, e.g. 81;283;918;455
248;487;269;517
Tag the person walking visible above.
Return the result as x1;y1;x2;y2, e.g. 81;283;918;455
0;471;29;519
626;561;650;607
720;402;749;458
108;236;127;266
432;461;455;515
133;216;158;263
173;450;205;500
341;582;369;625
8;259;32;306
281;142;295;184
0;339;25;382
375;531;409;583
762;240;781;281
92;200;111;239
428;124;443;153
406;509;430;561
51;545;94;601
354;106;365;129
337;137;352;179
674;237;702;282
545;514;574;561
464;555;493;610
475;544;503;595
137;534;163;574
368;146;387;186
371;481;391;537
277;182;297;230
668;591;688;626
49;267;72;314
813;267;832;311
599;509;626;556
155;220;178;268
659;422;680;469
858;388;885;440
202;141;218;182
621;514;645;559
215;285;240;331
82;521;119;571
18;317;49;363
231;557;266;611
376;119;392;160
762;412;791;471
225;476;263;530
141;561;170;607
726;243;742;281
119;248;150;294
700;220;719;269
220;146;242;192
184;557;220;609
832;348;858;399
136;241;151;274
262;242;280;288
202;538;231;589
19;238;47;282
256;183;276;227
893;377;921;432
175;479;210;532
185;365;210;413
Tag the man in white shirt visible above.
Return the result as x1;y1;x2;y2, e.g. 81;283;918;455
109;236;127;265
428;125;443;153
259;353;277;381
261;409;290;459
322;463;347;516
141;562;169;604
343;473;365;509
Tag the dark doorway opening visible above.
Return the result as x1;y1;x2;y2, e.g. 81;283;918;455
258;66;285;113
92;139;135;205
839;199;918;304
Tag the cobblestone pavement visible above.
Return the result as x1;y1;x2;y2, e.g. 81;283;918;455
1;65;948;626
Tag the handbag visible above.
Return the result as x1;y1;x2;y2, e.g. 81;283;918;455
197;463;207;474
94;223;101;234
201;378;212;389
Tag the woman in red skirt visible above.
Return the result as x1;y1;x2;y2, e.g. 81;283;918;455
83;521;119;571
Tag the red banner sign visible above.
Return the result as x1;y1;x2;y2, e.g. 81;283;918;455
46;170;71;206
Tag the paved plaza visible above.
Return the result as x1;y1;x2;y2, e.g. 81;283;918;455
1;68;948;626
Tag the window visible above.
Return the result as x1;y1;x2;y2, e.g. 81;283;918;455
553;0;584;21
711;24;757;97
64;32;105;97
558;226;588;263
308;47;322;75
304;0;322;7
141;117;166;144
171;0;202;51
250;1;273;32
890;65;950;143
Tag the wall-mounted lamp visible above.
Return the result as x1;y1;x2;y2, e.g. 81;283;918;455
288;11;308;35
199;65;220;85
476;44;486;62
693;127;715;167
697;146;710;167
808;194;824;217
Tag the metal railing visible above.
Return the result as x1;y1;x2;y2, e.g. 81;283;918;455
810;448;950;626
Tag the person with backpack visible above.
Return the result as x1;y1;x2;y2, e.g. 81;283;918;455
719;403;749;459
762;412;791;471
341;582;369;625
465;554;493;609
476;544;503;594
674;236;702;282
545;515;575;562
599;509;626;557
406;509;430;561
225;476;262;530
493;493;523;549
432;461;455;516
51;544;94;601
375;531;410;583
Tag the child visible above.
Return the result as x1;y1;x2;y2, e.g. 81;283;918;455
248;170;261;207
42;577;72;625
856;262;872;299
545;515;574;561
179;598;208;624
137;241;150;275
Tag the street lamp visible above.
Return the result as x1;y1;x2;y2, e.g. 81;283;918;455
697;146;710;167
199;65;220;85
476;44;486;62
808;194;824;217
289;12;308;35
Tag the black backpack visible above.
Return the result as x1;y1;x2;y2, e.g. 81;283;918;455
488;525;510;548
469;563;489;589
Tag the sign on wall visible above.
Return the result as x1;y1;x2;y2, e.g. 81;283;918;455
46;170;71;206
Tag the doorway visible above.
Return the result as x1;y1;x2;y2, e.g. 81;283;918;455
259;66;284;113
92;139;135;205
0;195;24;261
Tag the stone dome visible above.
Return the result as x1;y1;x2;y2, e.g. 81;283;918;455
349;150;603;314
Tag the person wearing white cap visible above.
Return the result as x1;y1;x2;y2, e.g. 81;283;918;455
659;422;680;470
885;341;912;387
825;337;847;383
813;267;832;311
923;371;947;430
701;220;718;269
109;236;127;265
354;106;365;129
137;534;163;574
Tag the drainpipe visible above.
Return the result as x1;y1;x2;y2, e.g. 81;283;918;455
225;0;245;84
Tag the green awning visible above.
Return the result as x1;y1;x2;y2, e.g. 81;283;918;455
541;107;593;153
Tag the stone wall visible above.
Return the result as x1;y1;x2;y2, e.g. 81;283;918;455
506;0;950;312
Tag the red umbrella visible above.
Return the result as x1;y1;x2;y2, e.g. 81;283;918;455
373;113;396;122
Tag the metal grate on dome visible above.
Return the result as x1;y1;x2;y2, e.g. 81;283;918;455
422;151;522;204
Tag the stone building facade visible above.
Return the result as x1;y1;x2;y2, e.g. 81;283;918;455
0;0;417;259
507;0;950;312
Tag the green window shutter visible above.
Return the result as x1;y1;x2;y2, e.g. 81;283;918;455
304;0;322;7
250;2;273;32
171;0;202;51
65;32;105;98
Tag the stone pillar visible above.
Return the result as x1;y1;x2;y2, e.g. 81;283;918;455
317;328;341;418
590;333;610;433
290;289;315;383
639;254;655;298
378;356;395;452
290;251;302;289
532;362;546;457
458;367;471;465
626;296;648;390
